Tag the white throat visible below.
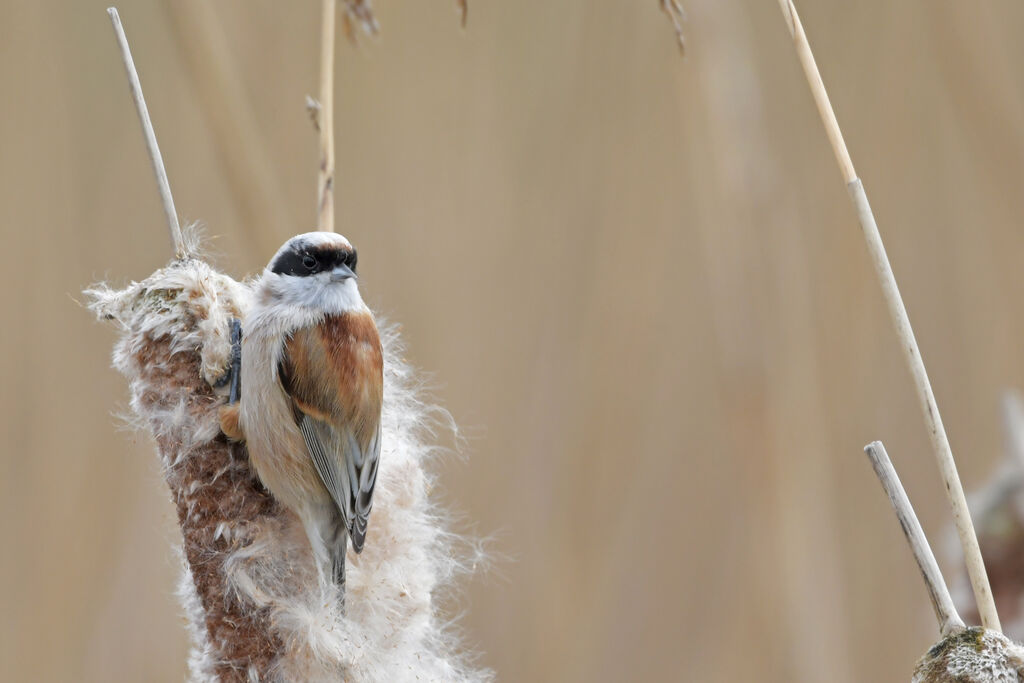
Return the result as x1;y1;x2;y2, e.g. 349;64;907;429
246;270;369;342
261;270;367;313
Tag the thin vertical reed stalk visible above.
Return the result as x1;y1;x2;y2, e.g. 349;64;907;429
317;0;337;232
774;0;1001;632
107;7;186;258
864;441;965;636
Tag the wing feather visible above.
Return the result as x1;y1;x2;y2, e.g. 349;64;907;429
298;417;353;523
279;319;382;553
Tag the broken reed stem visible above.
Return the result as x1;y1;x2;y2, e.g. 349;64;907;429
774;0;1001;632
107;7;187;258
317;0;337;233
864;442;966;636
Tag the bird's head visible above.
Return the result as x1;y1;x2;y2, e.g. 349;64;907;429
261;231;366;313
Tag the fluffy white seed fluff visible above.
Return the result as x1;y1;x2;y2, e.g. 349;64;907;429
87;257;491;682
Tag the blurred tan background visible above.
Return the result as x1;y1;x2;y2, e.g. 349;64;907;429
4;0;1024;680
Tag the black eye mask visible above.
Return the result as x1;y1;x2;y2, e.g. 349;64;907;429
271;246;358;277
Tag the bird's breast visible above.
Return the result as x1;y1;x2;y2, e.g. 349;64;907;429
285;312;383;428
319;312;383;383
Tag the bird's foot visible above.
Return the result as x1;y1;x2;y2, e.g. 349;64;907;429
213;319;242;393
217;319;244;441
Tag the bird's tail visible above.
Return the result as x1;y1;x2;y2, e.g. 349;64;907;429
331;541;347;597
325;514;349;608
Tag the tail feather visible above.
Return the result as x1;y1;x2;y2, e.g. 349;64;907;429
350;523;366;554
332;548;346;595
324;512;349;607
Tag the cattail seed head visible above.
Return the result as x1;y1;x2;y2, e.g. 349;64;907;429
913;627;1024;683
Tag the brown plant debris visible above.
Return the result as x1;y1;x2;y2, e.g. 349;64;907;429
342;0;379;42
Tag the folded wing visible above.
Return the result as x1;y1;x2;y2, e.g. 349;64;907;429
278;316;383;552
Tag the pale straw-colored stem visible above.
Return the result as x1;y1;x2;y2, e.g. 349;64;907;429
775;0;1000;632
774;1;854;183
864;442;966;636
107;7;187;258
317;0;337;233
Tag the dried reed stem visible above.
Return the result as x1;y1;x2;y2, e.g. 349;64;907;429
659;0;686;55
864;441;965;636
775;0;1001;632
317;0;337;233
107;7;187;258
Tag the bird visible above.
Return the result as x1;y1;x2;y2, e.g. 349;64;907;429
220;231;383;604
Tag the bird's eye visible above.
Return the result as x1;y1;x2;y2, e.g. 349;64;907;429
302;254;317;270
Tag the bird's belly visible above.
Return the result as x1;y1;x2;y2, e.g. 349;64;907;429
239;336;330;515
248;416;328;514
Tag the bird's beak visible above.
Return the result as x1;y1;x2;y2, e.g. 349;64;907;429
330;264;357;282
